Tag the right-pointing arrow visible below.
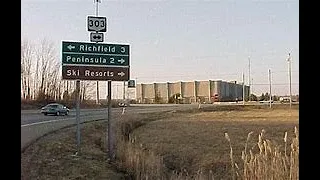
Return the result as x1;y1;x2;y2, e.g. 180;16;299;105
118;72;125;77
118;58;125;64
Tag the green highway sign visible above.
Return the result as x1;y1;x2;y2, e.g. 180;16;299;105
62;53;129;66
61;41;130;81
128;79;136;88
62;41;129;67
62;41;129;55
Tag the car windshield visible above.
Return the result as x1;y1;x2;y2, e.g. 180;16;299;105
47;105;59;108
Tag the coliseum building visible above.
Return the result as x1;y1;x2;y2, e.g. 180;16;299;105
136;80;250;104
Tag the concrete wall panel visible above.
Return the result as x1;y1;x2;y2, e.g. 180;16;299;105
197;81;210;97
181;81;194;97
225;82;230;98
220;81;226;98
215;81;221;96
143;84;155;99
168;82;181;98
136;84;142;99
155;83;169;101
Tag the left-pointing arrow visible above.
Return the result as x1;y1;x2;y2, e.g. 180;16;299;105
67;45;75;51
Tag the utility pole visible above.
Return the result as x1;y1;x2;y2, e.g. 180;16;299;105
251;78;253;100
287;53;292;108
248;57;251;102
242;72;245;105
135;78;138;101
95;0;100;105
268;69;272;108
96;0;99;15
107;80;114;160
123;81;126;100
127;82;130;100
76;80;81;153
96;81;99;104
122;81;126;113
92;0;115;161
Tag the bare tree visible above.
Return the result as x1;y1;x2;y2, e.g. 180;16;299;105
47;63;61;99
80;81;95;102
35;39;59;101
21;39;34;100
22;38;95;103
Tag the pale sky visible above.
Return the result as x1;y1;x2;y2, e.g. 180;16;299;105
21;0;299;97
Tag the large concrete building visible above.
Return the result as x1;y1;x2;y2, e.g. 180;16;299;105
136;80;250;104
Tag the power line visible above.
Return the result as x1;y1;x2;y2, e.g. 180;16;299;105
133;70;298;79
252;83;299;85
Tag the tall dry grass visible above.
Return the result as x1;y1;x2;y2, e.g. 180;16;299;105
114;112;298;180
114;114;169;179
116;136;166;179
225;127;299;180
116;134;216;180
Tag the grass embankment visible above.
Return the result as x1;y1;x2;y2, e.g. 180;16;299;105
21;121;126;179
115;105;299;179
21;111;175;179
21;104;299;179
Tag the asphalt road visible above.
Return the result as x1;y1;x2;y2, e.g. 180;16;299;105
21;109;105;126
21;102;297;150
21;105;197;126
21;104;201;150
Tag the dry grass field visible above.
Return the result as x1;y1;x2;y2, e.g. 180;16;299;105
116;105;299;179
21;104;299;180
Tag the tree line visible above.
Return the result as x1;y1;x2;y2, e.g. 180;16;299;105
21;38;96;104
250;93;299;102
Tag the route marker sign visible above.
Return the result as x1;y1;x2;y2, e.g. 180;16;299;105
61;41;130;81
128;79;136;88
90;32;104;42
87;16;107;32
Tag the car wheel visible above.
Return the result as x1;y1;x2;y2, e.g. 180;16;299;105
56;111;60;116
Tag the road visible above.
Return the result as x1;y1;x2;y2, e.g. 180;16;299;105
21;104;201;150
21;105;198;127
21;102;297;151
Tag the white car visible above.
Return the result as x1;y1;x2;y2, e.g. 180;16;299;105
118;102;127;107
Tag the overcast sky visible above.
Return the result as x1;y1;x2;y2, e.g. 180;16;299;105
21;0;299;97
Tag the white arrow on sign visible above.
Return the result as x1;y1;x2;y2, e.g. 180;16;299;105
90;32;104;42
118;58;125;64
67;45;75;51
118;72;125;77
